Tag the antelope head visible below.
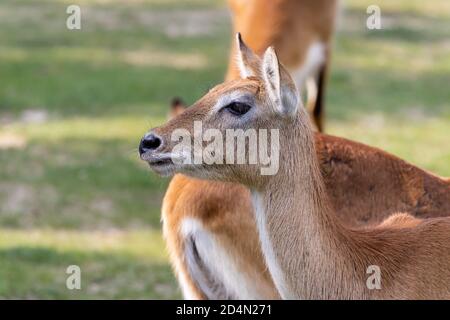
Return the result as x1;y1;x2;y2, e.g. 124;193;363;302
139;34;308;188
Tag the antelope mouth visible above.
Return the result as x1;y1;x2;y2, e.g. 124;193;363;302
145;155;174;167
148;157;173;166
141;153;177;176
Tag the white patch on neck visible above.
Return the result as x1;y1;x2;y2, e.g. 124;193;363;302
180;217;265;299
251;191;294;299
291;41;326;91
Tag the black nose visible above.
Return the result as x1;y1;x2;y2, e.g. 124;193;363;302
139;133;162;155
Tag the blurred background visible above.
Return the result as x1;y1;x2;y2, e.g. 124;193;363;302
0;0;449;298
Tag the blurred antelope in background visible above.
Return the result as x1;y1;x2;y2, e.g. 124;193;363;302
141;37;450;299
226;0;338;132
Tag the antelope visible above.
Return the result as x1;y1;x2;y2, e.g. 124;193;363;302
141;36;450;299
226;0;338;131
165;99;450;300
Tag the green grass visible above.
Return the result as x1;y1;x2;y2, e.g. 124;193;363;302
0;229;177;299
0;0;449;298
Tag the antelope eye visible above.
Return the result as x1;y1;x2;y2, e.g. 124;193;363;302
224;102;251;116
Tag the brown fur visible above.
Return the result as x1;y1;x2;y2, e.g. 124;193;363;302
145;43;450;299
162;132;450;299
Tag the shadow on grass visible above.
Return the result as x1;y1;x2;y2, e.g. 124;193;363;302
328;67;450;121
362;25;449;44
0;58;227;117
0;246;179;299
2;53;448;121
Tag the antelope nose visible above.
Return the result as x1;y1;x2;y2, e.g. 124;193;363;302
139;133;162;155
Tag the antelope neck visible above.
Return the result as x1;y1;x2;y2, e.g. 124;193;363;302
249;113;362;299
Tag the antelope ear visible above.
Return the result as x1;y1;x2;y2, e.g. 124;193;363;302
235;33;261;78
262;46;299;117
168;97;186;120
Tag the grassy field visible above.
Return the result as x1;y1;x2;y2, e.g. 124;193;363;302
0;0;449;299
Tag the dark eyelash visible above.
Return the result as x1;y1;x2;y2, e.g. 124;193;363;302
223;102;252;116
